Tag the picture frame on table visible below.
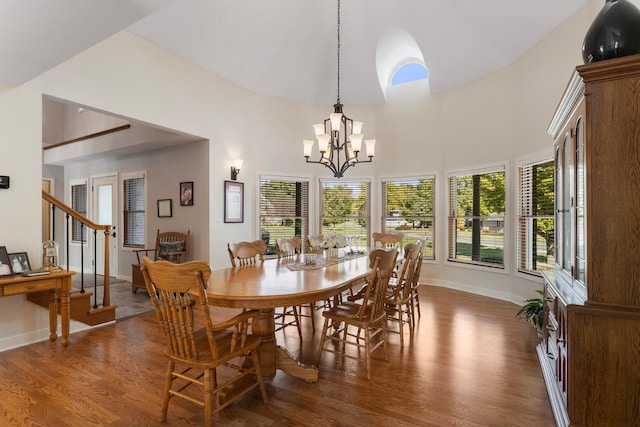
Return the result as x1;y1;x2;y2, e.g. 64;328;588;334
0;246;13;276
8;252;30;274
180;181;194;206
224;180;244;223
157;199;173;218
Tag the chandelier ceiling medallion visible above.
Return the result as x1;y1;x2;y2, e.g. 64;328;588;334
303;0;375;178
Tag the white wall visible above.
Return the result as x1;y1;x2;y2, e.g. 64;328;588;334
62;139;210;276
0;0;612;350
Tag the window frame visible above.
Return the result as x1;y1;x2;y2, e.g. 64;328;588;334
381;175;435;260
122;171;146;249
447;165;506;269
319;178;371;249
70;179;88;244
258;174;310;257
517;157;555;277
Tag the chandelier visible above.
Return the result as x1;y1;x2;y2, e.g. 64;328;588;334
303;0;375;178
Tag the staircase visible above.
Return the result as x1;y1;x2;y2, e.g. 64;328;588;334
36;191;118;326
27;290;117;326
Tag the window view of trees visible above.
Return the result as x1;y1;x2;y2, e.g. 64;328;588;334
518;159;555;275
382;177;435;259
259;177;309;255
448;169;505;266
320;180;371;249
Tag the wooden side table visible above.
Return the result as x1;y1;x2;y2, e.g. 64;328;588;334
0;271;74;346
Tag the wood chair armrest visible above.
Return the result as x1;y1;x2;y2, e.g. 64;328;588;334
133;248;157;264
211;309;260;332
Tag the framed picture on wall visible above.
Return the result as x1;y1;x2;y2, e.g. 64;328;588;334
180;181;193;206
224;180;244;223
157;199;173;218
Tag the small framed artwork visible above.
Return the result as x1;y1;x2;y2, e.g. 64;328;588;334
180;181;194;206
0;246;13;276
8;252;30;273
157;199;173;218
224;180;244;223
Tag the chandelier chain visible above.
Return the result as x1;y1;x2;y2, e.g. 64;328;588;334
336;0;341;105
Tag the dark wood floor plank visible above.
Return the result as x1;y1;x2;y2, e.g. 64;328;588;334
0;285;555;426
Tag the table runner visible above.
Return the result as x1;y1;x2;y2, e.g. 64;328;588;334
286;252;366;271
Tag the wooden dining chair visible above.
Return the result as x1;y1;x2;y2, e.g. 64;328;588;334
372;232;405;250
132;229;190;293
275;236;302;258
307;234;324;253
409;238;427;325
227;240;266;268
274;237;306;338
316;248;399;380
140;256;267;426
385;242;420;347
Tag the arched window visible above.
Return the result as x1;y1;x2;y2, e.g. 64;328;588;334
376;28;429;101
391;62;428;86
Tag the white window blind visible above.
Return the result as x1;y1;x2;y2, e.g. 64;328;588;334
517;159;555;275
123;173;146;248
447;167;505;267
319;179;371;249
259;176;309;256
381;176;435;259
71;182;87;243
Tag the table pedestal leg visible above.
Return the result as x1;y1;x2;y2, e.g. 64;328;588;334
251;308;318;383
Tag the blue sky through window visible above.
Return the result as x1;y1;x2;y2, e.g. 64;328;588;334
391;63;427;86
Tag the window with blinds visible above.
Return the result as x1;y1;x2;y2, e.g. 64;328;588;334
381;176;435;259
259;176;309;256
319;179;371;249
122;172;146;248
517;159;554;275
447;167;505;267
71;182;87;243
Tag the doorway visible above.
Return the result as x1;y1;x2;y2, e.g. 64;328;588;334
92;174;118;277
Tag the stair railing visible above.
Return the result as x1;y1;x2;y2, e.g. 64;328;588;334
42;190;112;308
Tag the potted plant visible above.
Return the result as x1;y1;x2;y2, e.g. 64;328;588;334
516;290;545;337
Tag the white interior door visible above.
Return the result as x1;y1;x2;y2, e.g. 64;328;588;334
92;174;118;276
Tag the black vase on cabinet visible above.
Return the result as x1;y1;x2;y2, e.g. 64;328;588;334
582;0;640;63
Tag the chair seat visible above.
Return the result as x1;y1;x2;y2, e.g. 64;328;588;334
321;302;381;325
165;328;261;367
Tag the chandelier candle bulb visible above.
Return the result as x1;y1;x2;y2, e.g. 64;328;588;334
365;139;376;157
303;140;314;157
350;133;363;152
347;147;357;163
317;134;330;152
330;113;343;130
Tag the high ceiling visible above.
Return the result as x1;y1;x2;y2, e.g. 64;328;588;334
1;0;588;106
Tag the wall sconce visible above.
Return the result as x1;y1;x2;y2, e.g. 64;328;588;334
230;159;243;180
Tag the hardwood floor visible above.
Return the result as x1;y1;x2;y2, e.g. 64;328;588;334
0;285;555;426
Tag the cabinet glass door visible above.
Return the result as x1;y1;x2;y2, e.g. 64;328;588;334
575;118;586;285
562;134;574;275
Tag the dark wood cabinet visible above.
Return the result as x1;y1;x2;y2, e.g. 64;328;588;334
539;54;640;426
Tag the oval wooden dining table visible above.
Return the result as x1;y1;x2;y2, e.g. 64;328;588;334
205;253;371;383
